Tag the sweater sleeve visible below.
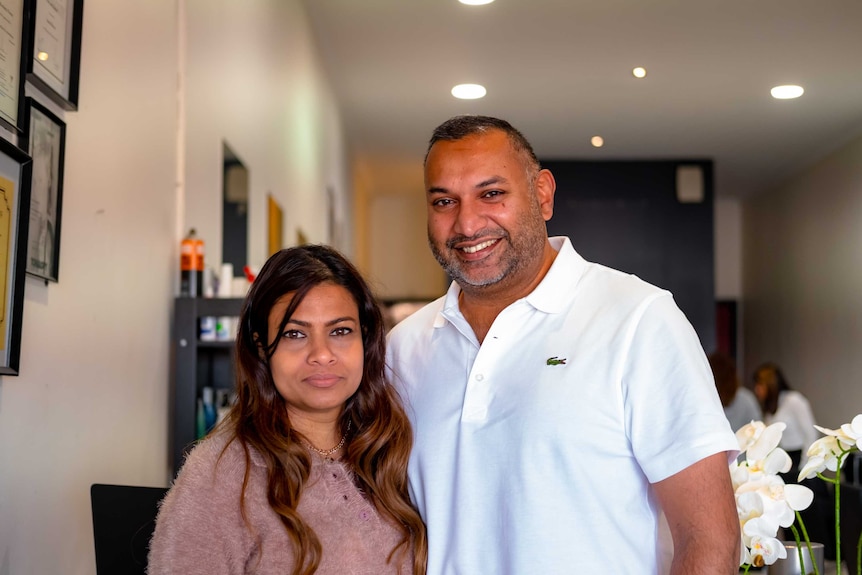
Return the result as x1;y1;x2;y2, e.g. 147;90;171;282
148;438;252;575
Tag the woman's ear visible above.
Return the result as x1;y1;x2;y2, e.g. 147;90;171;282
252;332;267;360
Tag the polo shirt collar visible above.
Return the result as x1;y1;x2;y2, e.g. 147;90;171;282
434;236;586;328
525;236;586;314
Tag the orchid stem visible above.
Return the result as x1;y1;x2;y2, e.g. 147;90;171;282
836;471;842;575
793;519;819;575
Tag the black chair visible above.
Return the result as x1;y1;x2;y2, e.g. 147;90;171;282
90;483;169;575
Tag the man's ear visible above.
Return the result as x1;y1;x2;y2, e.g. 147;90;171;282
535;168;556;221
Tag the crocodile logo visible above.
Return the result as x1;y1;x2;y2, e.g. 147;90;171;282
546;356;567;366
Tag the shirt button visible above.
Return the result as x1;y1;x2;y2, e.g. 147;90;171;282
475;373;484;381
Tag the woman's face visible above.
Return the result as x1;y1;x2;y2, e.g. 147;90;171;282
753;368;775;401
267;282;364;426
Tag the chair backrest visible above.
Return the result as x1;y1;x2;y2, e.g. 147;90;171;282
90;483;169;575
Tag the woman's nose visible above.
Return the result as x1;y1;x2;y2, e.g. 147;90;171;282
307;336;336;364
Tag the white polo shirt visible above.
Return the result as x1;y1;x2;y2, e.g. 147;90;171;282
387;237;737;575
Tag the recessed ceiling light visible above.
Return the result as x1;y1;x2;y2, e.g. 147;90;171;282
459;0;494;4
591;136;604;148
771;85;804;99
451;84;486;100
632;67;647;79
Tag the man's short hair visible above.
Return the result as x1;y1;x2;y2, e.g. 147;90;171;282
425;115;540;173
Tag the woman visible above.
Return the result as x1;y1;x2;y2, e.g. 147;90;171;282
149;245;427;574
753;362;818;475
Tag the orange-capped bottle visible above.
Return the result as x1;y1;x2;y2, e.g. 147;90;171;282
180;228;204;297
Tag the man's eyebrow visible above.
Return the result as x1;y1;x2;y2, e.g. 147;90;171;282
475;176;508;188
427;176;509;195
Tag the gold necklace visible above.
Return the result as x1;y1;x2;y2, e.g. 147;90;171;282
301;421;351;457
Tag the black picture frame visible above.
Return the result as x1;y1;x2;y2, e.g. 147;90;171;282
0;0;32;133
0;136;32;376
20;97;64;282
25;0;83;111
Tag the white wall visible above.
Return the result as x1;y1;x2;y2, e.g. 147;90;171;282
0;2;178;574
0;1;348;574
184;0;350;275
743;133;862;427
715;196;742;300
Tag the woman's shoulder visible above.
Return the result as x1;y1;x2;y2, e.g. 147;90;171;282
177;430;265;486
781;389;811;407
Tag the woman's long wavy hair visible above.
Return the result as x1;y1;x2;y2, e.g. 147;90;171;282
223;244;426;575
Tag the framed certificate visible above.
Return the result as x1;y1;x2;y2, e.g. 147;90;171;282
26;0;83;111
21;97;64;282
0;0;29;132
0;136;32;375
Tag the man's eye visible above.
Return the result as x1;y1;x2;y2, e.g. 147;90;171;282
432;198;454;207
483;189;503;198
331;327;353;336
283;330;304;339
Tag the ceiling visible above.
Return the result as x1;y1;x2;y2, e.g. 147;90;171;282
301;0;862;198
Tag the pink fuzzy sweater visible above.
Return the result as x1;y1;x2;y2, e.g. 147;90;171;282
148;432;413;574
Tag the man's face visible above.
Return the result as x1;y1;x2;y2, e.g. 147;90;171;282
424;130;554;293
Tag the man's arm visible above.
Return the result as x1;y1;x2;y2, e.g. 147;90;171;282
653;452;740;575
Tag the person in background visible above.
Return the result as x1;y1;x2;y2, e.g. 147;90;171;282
753;362;833;551
149;245;426;575
709;351;761;432
753;362;818;475
387;115;740;575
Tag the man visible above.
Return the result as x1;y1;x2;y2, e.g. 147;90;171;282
387;115;740;574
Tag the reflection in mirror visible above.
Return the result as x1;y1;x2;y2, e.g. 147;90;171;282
222;142;248;277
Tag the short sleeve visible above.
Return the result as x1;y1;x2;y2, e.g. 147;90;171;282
621;294;739;483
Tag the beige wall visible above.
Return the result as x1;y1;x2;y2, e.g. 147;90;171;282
0;1;348;573
743;133;862;427
354;157;447;300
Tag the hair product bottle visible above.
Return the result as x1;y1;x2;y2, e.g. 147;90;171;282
180;228;204;297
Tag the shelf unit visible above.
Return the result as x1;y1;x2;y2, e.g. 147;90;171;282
172;296;244;475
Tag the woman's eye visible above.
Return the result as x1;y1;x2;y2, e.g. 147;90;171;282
283;330;305;339
331;327;353;337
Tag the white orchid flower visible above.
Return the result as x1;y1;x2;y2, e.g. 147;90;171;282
739;536;752;567
736;420;767;453
742;516;787;566
813;413;862;448
782;483;815;511
746;422;787;463
759;478;814;527
798;435;842;481
840;414;862;445
748;535;788;566
736;490;765;524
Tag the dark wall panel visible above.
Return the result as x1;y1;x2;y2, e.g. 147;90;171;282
543;160;715;352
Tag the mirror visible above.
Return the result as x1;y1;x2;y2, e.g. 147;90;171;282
221;142;248;278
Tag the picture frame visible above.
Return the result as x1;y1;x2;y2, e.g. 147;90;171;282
25;0;83;111
0;0;31;132
267;194;282;256
20;97;64;282
0;136;32;375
